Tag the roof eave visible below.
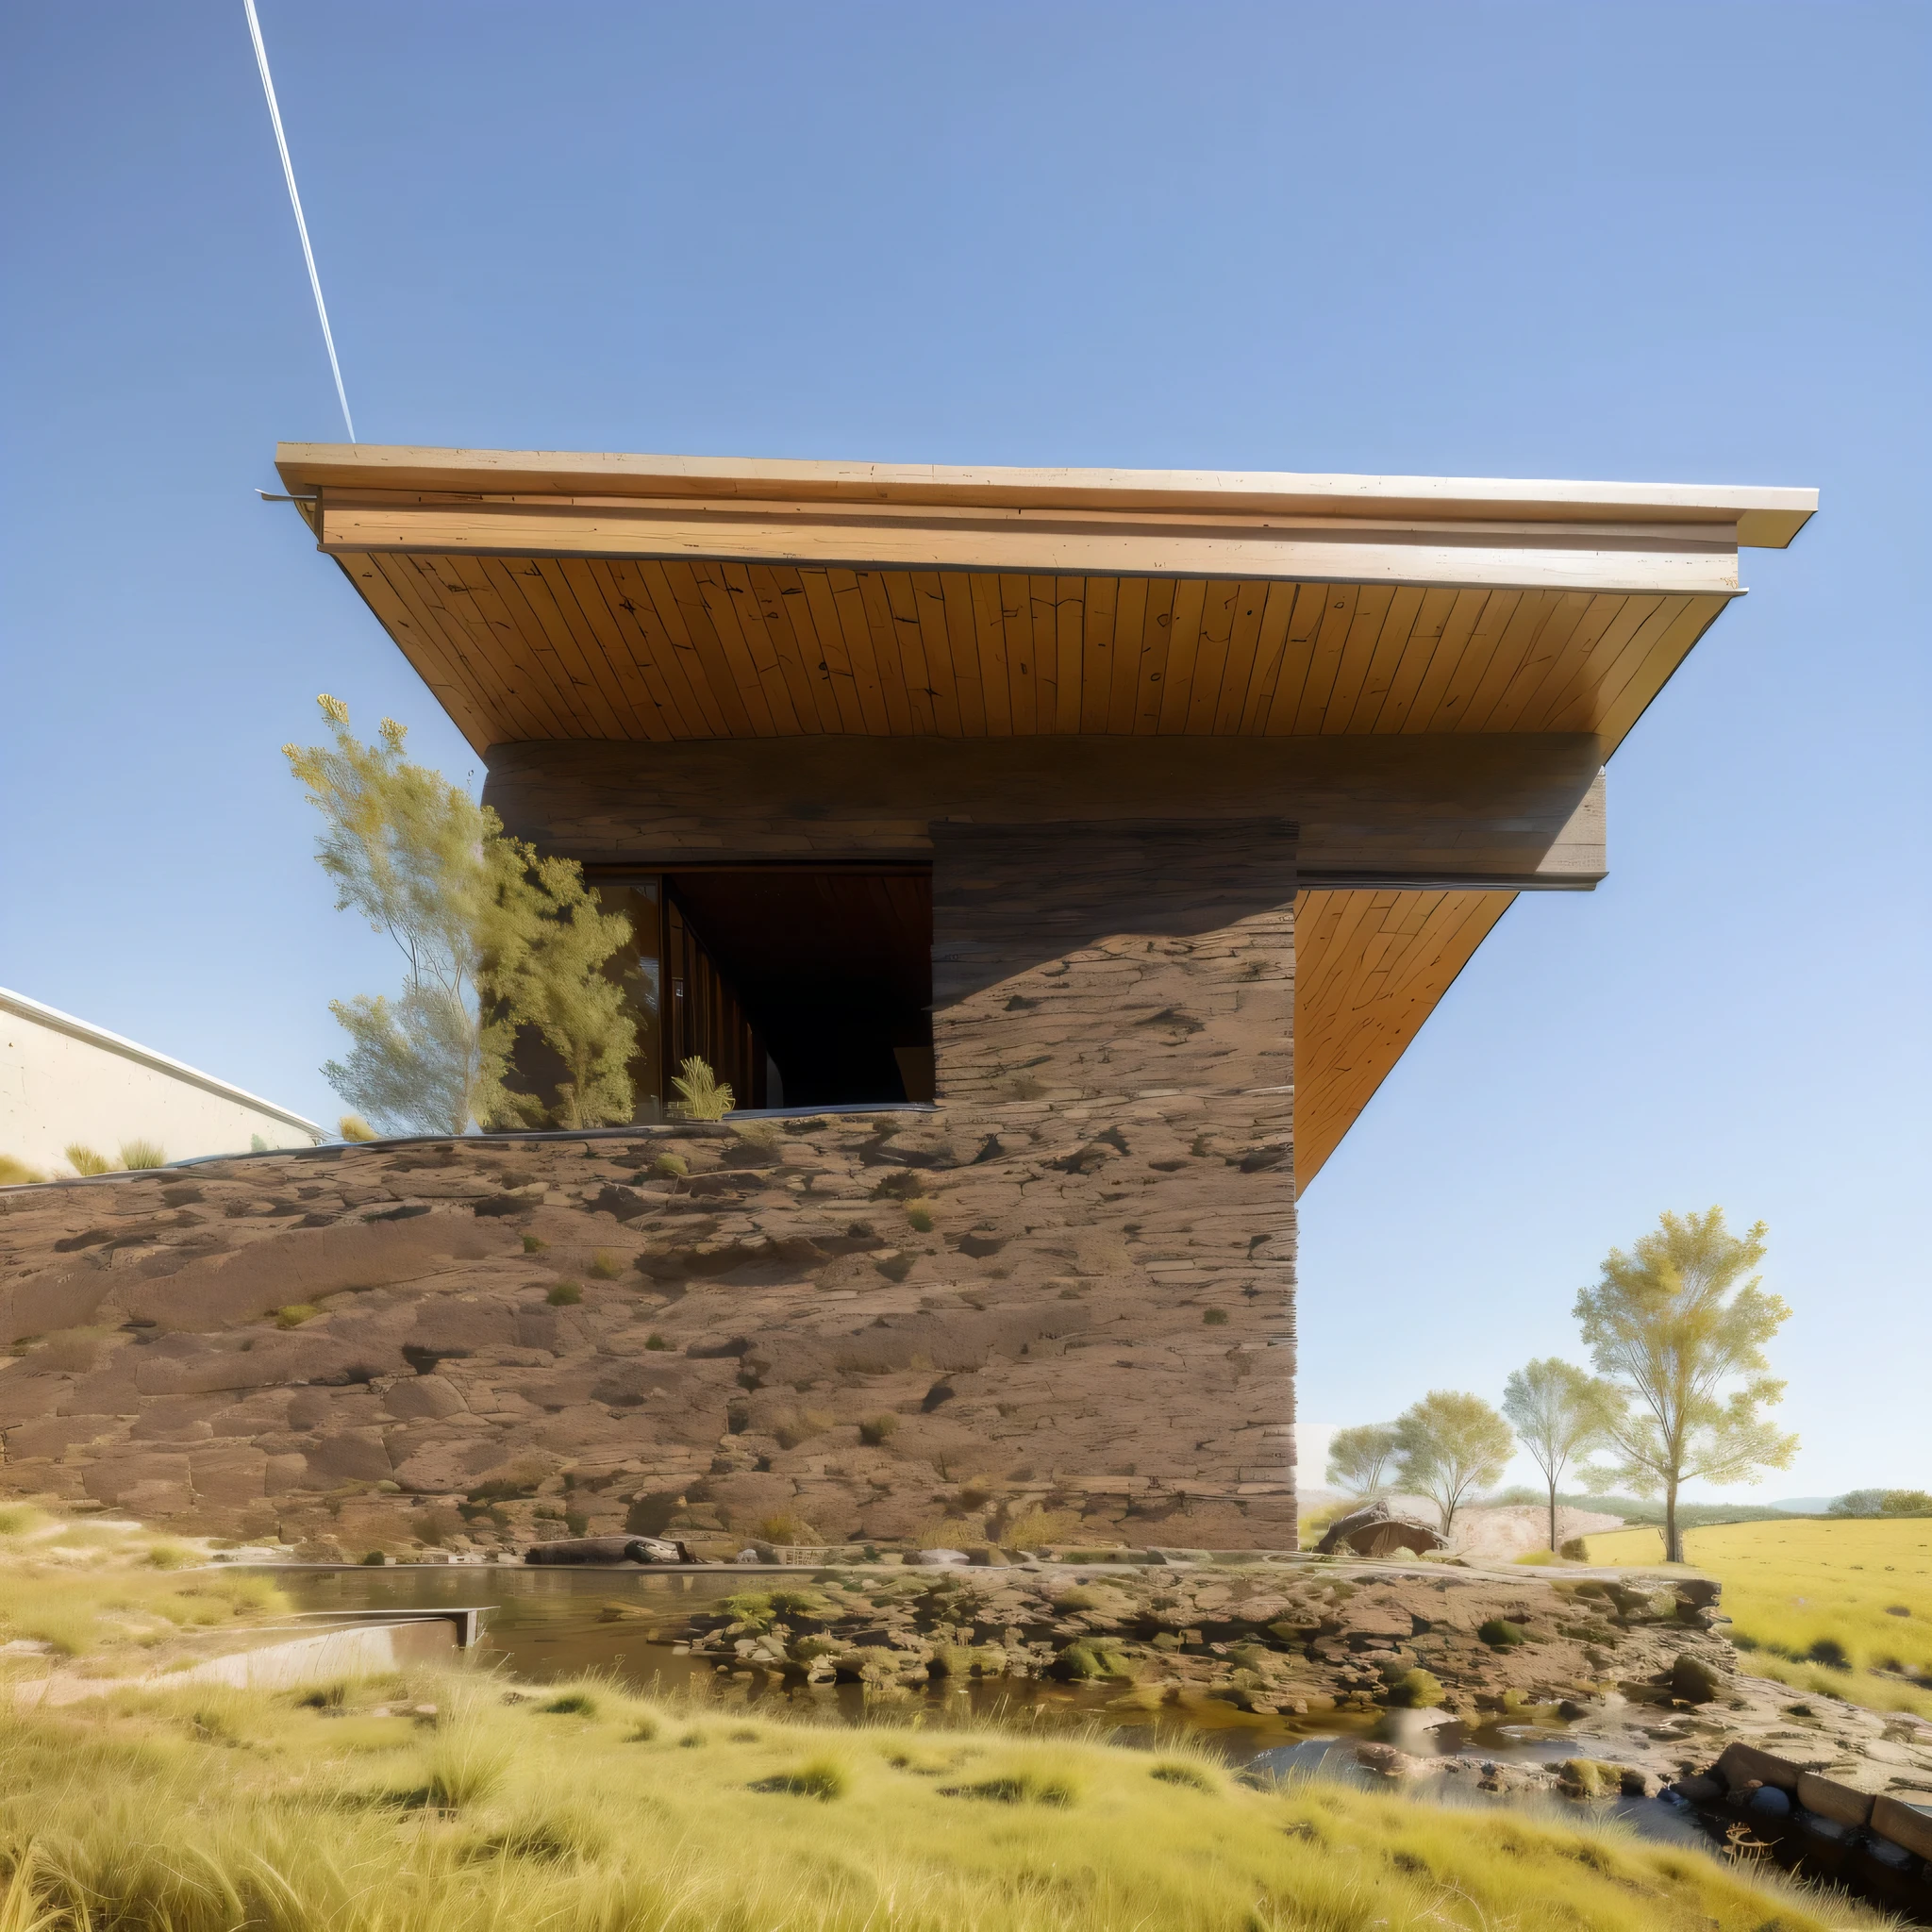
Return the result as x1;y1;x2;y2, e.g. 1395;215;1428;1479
274;443;1816;547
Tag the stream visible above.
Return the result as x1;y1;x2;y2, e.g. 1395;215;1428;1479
254;1564;1715;1850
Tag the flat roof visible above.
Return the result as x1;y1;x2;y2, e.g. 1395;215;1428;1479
275;443;1813;1183
277;444;1816;548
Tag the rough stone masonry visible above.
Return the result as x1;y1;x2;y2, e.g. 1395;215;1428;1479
0;822;1297;1552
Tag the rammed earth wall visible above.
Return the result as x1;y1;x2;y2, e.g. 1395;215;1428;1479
0;819;1296;1551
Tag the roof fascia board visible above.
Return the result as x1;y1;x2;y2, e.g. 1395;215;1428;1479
276;444;1817;549
307;493;1751;596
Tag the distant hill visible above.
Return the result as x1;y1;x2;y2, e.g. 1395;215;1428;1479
1768;1496;1837;1514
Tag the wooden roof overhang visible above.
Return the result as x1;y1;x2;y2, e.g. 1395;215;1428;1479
275;444;1813;1182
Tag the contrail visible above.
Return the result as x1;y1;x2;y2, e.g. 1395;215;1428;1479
242;0;356;441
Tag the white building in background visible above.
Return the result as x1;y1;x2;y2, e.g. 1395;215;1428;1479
0;988;323;1176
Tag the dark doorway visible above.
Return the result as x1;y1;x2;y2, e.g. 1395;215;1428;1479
665;869;932;1107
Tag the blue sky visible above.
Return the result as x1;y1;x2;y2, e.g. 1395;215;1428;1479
2;3;1924;1498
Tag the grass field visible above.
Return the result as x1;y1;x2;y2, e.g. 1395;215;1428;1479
0;1667;1885;1932
1578;1517;1932;1718
0;1503;287;1674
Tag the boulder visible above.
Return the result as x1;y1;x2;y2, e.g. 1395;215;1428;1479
1668;1653;1724;1703
1315;1501;1447;1557
1354;1740;1425;1778
524;1535;694;1565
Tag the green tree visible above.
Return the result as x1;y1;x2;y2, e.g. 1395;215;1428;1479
286;696;635;1134
1501;1358;1615;1554
494;856;638;1128
1573;1208;1797;1563
287;697;519;1133
1325;1423;1401;1498
1393;1391;1515;1537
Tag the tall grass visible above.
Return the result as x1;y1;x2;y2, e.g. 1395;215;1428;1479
0;1669;1883;1932
61;1145;111;1176
1580;1516;1932;1717
117;1140;167;1170
0;1557;286;1660
0;1157;44;1188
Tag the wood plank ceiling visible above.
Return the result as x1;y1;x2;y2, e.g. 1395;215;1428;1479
341;551;1730;758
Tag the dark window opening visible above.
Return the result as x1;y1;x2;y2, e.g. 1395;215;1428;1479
663;869;932;1109
663;888;767;1109
557;866;931;1117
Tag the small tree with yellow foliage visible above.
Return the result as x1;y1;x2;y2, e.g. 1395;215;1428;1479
286;697;636;1134
1574;1208;1797;1563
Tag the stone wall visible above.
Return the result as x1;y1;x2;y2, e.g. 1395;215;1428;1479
0;1100;1292;1550
0;799;1298;1551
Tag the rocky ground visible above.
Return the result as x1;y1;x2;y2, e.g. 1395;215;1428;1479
606;1555;1932;1804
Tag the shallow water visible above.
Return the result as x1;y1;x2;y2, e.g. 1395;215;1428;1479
261;1567;1604;1767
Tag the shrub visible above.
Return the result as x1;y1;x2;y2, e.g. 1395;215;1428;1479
119;1139;168;1170
422;1725;512;1808
413;1507;460;1546
906;1204;935;1233
755;1514;818;1547
468;1474;540;1504
757;1756;848;1800
953;1769;1080;1806
144;1543;195;1571
523;1234;549;1254
652;1153;689;1179
1002;1507;1084;1551
644;1333;671;1351
1807;1636;1851;1670
768;1588;831;1620
64;1143;112;1176
359;1550;387;1566
1384;1667;1445;1708
338;1115;377;1141
543;1689;600;1717
0;1504;48;1537
668;1058;734;1122
1560;1757;1624;1799
275;1305;319;1328
589;1250;621;1279
547;1280;583;1306
858;1414;898;1446
1202;1307;1228;1325
0;1155;45;1186
1149;1760;1219;1791
1053;1641;1133;1683
476;1806;609;1862
1479;1619;1527;1647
